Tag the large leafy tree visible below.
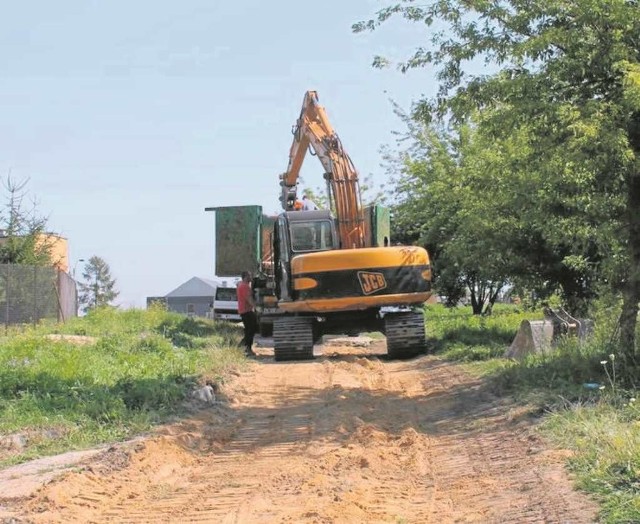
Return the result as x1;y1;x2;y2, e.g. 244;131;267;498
386;118;512;313
78;256;119;312
387;108;601;314
355;0;640;363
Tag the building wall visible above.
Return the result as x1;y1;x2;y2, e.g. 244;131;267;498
166;296;213;318
37;234;69;273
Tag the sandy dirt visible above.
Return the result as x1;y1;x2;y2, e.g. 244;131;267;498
0;339;598;523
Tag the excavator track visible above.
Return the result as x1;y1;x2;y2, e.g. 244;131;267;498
273;316;314;361
385;311;426;359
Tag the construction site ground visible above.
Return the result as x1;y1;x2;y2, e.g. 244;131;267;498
0;337;598;523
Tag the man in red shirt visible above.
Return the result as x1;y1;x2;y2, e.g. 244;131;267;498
237;271;257;357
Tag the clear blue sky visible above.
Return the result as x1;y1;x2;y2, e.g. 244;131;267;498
1;0;438;307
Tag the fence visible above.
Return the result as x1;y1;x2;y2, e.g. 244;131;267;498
0;264;77;327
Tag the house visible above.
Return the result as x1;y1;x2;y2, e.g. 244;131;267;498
147;276;221;318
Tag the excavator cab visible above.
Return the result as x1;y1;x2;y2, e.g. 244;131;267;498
273;210;337;302
289;212;336;253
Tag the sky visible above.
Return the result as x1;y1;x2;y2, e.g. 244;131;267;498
1;0;440;308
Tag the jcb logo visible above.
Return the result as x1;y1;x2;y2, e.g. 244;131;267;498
358;271;387;295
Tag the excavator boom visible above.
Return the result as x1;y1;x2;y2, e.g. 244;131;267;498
279;91;365;249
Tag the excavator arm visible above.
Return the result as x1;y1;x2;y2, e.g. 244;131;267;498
279;91;365;249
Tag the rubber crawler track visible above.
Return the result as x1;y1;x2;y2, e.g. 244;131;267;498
385;311;426;359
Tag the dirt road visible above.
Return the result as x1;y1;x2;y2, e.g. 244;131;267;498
1;339;597;523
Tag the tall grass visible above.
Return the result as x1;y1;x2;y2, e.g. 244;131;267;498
543;402;640;522
0;307;245;465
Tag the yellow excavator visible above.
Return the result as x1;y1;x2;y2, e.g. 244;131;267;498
210;91;432;360
269;90;433;360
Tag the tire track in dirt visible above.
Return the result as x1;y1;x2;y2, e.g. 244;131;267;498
97;373;317;523
3;340;598;523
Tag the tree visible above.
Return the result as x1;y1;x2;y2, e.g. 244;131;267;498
386;105;602;314
78;256;119;312
385;114;516;313
355;0;640;364
0;175;53;266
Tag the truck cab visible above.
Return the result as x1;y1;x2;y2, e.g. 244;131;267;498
212;285;240;322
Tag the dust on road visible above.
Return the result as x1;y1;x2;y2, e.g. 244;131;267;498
1;339;597;523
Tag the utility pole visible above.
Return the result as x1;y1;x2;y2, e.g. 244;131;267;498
72;258;84;317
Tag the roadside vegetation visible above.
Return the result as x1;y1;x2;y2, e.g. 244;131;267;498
352;1;639;519
0;306;245;466
427;302;640;522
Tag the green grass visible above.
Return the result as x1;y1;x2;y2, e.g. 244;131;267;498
542;401;640;522
0;307;246;466
425;302;640;523
425;303;539;362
